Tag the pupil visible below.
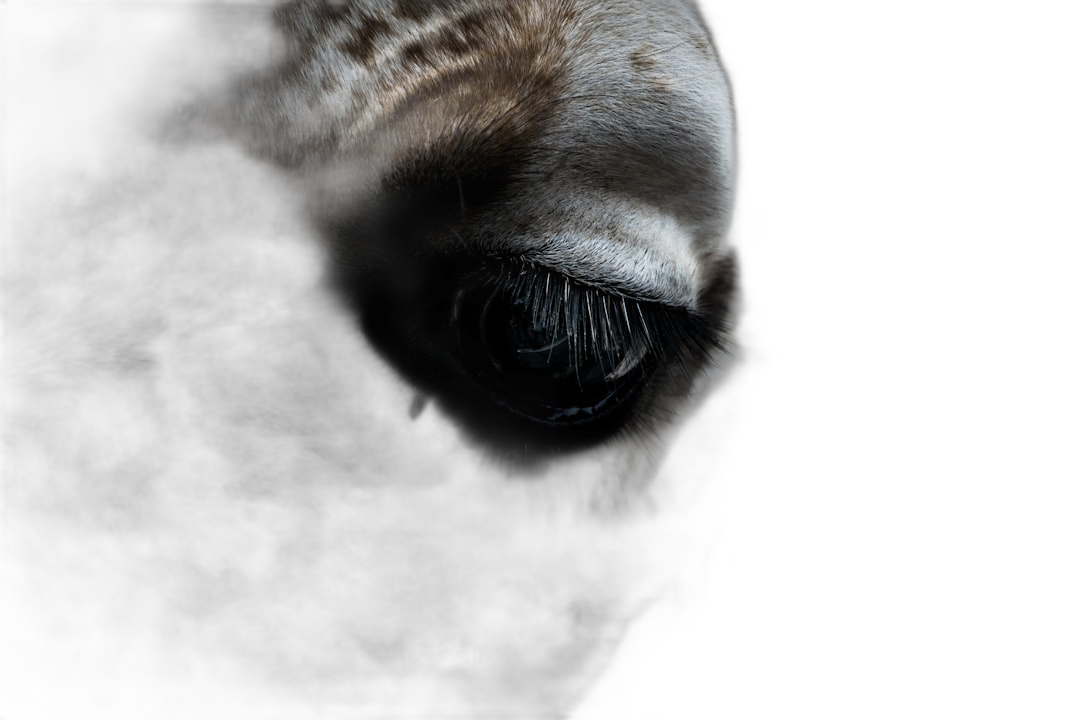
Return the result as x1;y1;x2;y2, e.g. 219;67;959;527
449;269;648;427
466;285;645;426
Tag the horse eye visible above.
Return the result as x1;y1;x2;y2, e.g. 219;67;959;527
454;278;650;428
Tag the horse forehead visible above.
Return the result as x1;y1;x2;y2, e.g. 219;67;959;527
213;0;730;171
206;0;738;304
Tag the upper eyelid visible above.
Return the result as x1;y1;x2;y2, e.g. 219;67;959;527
522;255;673;306
477;259;720;359
497;256;674;307
465;223;702;312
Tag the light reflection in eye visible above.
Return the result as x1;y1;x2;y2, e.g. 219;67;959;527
462;274;650;428
442;260;721;433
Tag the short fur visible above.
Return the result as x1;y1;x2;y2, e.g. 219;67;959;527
5;2;738;717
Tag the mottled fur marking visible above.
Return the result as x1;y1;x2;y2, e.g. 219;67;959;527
7;2;738;717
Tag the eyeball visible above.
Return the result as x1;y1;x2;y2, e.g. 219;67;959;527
455;276;650;428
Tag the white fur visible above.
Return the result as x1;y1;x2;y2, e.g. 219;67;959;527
2;4;734;718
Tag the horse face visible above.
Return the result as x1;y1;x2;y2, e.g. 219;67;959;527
3;2;736;716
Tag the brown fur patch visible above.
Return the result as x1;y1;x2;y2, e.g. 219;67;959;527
321;0;352;20
339;16;393;64
367;3;580;213
630;46;657;74
394;0;458;23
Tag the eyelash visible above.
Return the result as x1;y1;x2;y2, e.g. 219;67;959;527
471;258;724;381
447;255;725;509
349;253;730;518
